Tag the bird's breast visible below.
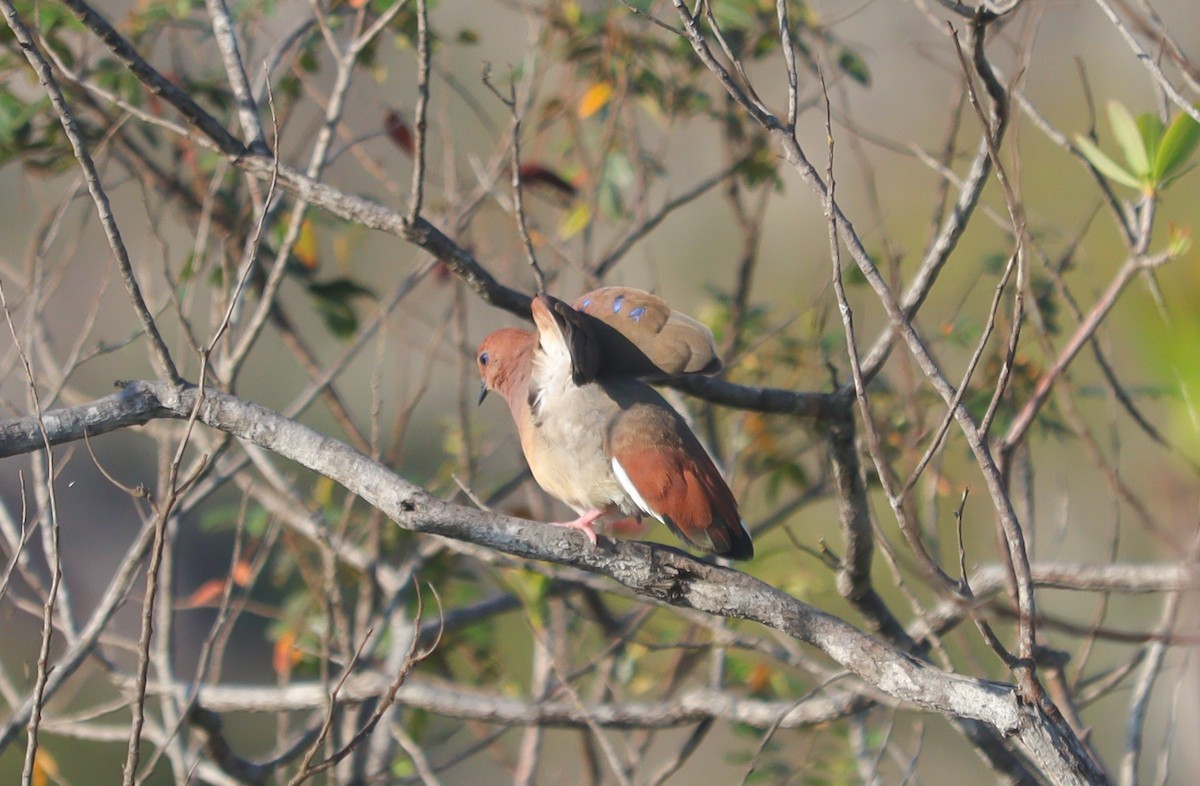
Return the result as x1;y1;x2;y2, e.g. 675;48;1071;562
517;381;631;515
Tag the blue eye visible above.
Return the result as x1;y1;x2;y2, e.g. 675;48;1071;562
479;351;489;365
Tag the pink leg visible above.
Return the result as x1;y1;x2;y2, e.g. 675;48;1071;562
550;509;603;546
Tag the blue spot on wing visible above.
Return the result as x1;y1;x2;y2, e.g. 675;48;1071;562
629;306;646;322
612;294;624;313
581;298;591;309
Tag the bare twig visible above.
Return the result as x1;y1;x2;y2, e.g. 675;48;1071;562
1119;591;1181;786
1090;0;1200;125
0;281;63;786
204;0;269;153
592;161;742;278
1000;251;1171;453
407;0;431;222
483;68;547;292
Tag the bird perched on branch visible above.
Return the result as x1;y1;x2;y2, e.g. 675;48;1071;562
477;287;753;560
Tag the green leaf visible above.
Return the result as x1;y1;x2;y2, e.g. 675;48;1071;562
1107;101;1150;177
736;137;782;189
1074;134;1143;189
1161;162;1196;191
1152;106;1200;185
710;0;755;31
1136;112;1164;163
603;151;635;189
598;178;624;218
307;278;375;339
307;277;375;301
1166;222;1193;257
837;48;870;86
981;252;1009;275
32;2;85;34
298;48;318;73
312;298;357;338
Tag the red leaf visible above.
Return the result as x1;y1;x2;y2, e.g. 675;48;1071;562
385;110;414;156
519;163;577;198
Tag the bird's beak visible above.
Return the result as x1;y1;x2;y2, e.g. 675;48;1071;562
477;382;489;406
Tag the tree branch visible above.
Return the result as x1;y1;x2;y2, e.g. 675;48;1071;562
0;381;1111;783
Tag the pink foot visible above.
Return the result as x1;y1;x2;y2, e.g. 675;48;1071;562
550;509;603;546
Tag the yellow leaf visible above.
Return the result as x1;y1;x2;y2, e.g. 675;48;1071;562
334;235;351;268
578;82;613;119
313;475;336;507
562;0;581;26
33;748;59;786
295;219;319;270
558;202;592;240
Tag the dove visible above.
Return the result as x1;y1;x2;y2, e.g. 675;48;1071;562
476;288;752;560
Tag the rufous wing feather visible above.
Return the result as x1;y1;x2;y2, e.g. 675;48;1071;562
607;399;753;560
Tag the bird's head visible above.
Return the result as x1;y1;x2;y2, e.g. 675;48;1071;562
476;328;536;405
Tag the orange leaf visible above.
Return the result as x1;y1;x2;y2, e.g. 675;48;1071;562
32;748;59;786
180;578;227;609
578;82;613;119
274;630;303;677
230;559;253;587
747;663;772;695
744;412;778;456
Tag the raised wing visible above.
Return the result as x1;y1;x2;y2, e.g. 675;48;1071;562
573;287;721;378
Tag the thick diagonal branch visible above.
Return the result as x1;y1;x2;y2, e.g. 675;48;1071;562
0;382;1110;784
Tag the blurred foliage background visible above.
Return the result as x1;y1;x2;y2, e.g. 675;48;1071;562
0;0;1198;783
